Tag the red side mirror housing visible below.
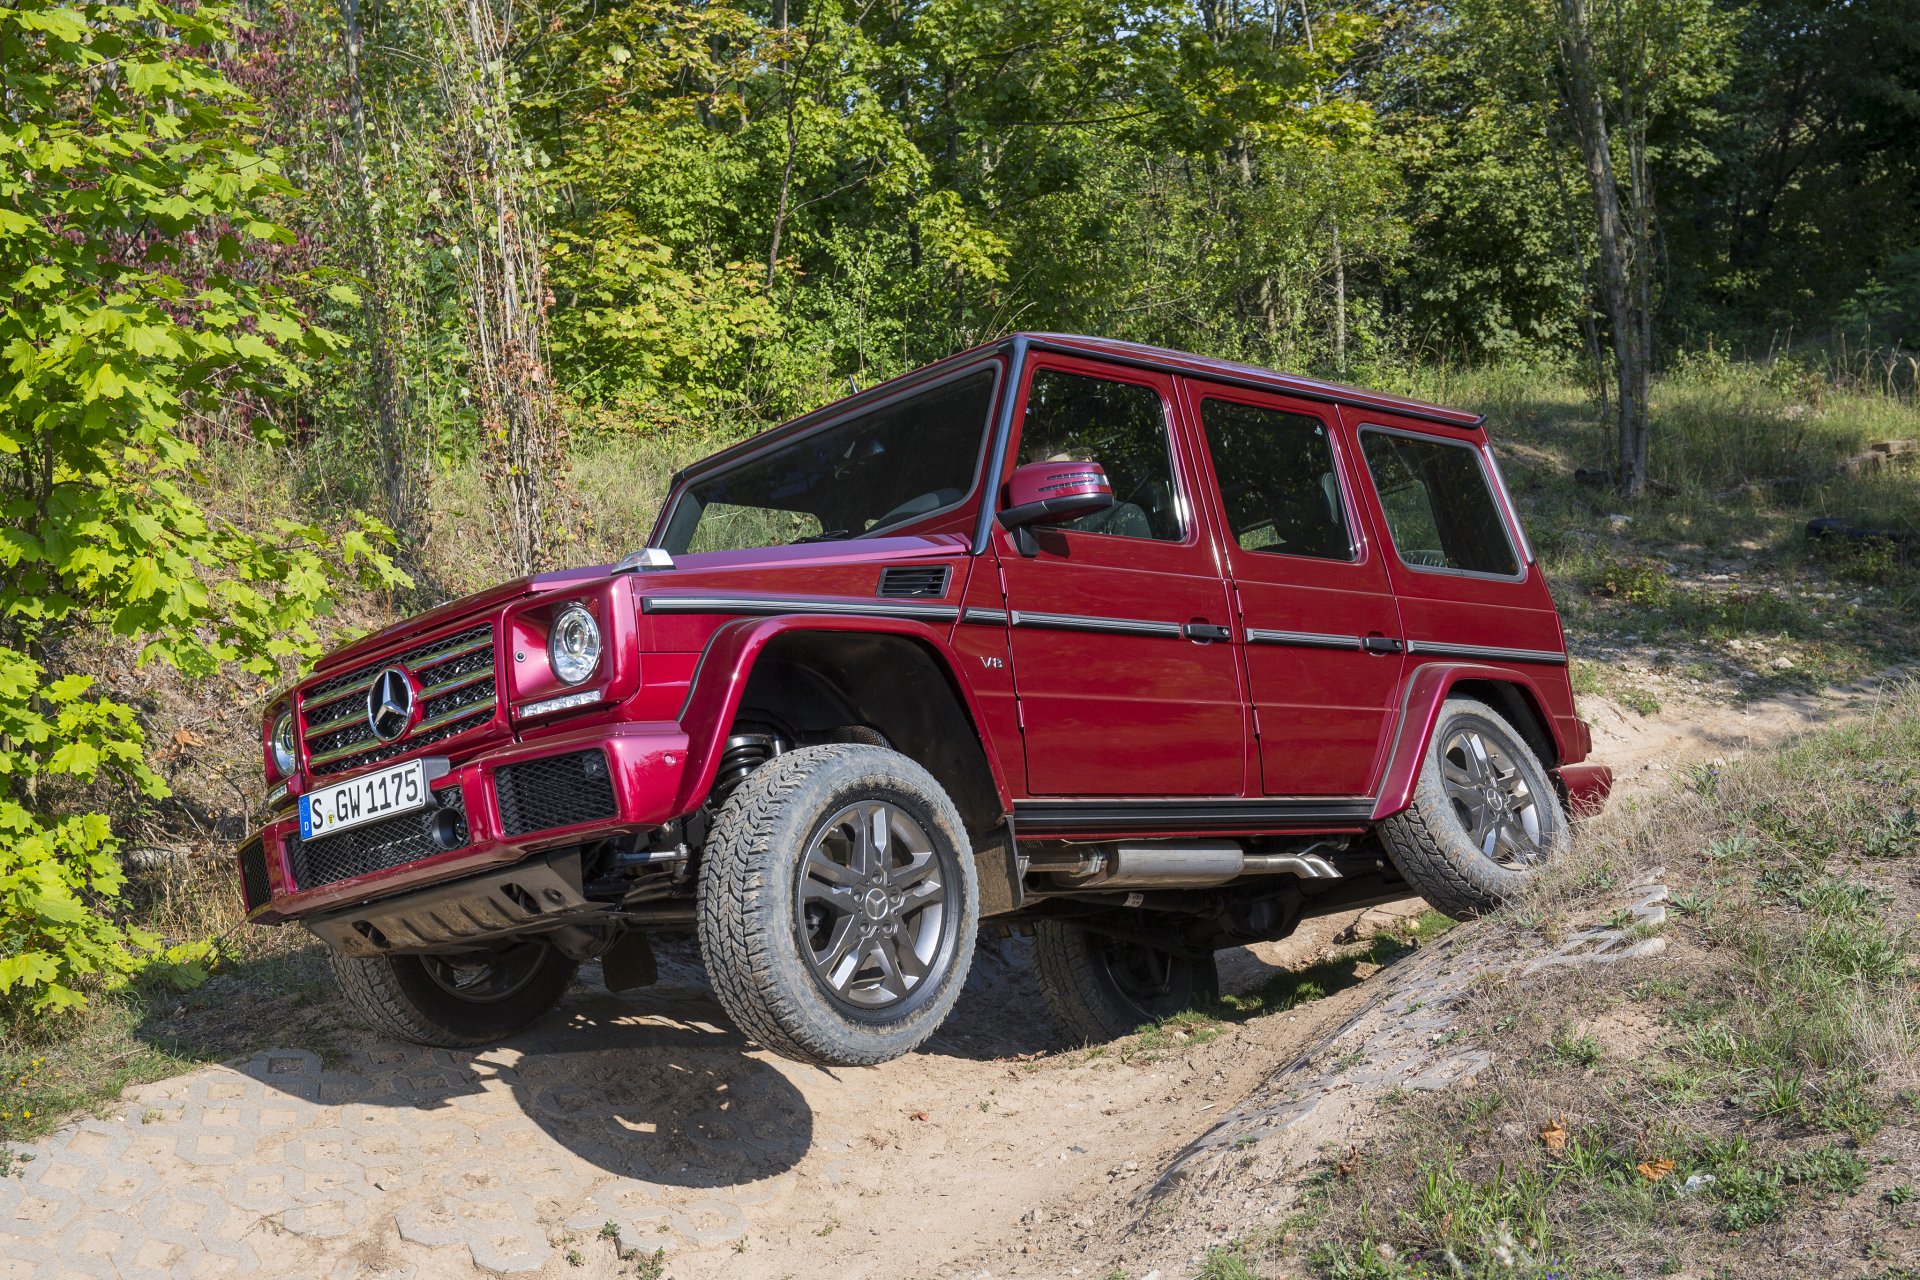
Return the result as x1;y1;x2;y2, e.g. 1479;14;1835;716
997;460;1114;555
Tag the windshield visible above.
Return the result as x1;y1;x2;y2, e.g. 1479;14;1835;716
659;369;997;555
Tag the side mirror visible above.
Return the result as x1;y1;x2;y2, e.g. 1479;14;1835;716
996;459;1114;556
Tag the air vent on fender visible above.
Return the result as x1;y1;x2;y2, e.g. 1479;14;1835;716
877;565;951;599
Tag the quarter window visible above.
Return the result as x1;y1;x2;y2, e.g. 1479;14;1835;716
1017;370;1183;541
1359;431;1519;576
1199;400;1353;561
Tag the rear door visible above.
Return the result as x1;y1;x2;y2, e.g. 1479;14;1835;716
1182;381;1406;796
992;356;1246;797
1343;411;1566;675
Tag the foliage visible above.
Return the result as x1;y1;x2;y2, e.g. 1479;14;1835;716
0;0;405;1015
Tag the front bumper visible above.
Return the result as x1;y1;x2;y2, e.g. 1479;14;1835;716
240;721;691;923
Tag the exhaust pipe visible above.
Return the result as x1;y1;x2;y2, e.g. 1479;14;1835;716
1049;842;1342;890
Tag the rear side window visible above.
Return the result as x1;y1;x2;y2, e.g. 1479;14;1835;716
1017;369;1184;541
1199;400;1353;561
1359;430;1519;577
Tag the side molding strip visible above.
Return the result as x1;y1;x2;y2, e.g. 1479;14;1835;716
1405;639;1568;666
642;595;961;623
1010;610;1185;639
1246;628;1363;651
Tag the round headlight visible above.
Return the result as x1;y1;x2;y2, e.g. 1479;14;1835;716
548;604;602;686
270;711;296;776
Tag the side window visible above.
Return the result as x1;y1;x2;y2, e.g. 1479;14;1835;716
1359;430;1519;576
1018;369;1183;541
1199;400;1353;561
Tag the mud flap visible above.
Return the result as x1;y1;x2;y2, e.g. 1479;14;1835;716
600;929;658;992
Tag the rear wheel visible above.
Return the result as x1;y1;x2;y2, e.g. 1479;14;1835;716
698;744;979;1066
1377;696;1566;918
331;940;577;1047
1033;919;1219;1044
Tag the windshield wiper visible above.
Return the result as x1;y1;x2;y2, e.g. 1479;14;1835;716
790;529;852;544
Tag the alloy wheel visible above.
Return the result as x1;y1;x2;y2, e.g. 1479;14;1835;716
1439;727;1546;867
794;800;955;1015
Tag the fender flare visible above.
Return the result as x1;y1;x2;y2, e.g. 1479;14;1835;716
1370;662;1571;822
670;613;1015;818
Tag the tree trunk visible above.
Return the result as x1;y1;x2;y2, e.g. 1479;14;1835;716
1331;218;1346;372
342;0;421;550
434;0;562;575
1555;0;1649;498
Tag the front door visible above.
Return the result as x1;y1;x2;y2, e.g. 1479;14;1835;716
992;358;1246;797
1182;382;1406;797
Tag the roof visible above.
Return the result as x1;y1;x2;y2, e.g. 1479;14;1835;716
1018;333;1484;427
676;332;1482;484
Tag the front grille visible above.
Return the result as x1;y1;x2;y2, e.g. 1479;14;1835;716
287;786;468;891
299;624;497;776
495;750;618;837
238;836;270;911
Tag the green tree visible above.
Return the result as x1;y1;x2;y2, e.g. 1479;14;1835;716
0;0;403;1013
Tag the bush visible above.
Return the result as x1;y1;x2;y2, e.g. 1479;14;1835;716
0;0;404;1016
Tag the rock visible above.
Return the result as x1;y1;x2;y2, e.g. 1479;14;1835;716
1772;655;1794;670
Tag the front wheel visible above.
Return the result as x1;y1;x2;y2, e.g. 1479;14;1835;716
698;744;979;1067
1033;918;1219;1044
1376;696;1567;918
331;940;577;1047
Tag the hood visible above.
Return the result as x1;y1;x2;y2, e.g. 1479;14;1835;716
314;534;969;673
315;563;613;672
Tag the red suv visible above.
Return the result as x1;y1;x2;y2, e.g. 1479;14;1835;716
236;334;1610;1065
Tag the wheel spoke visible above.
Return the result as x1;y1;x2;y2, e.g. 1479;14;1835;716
866;804;892;871
891;848;940;892
871;936;911;999
816;917;863;991
801;874;857;912
805;847;862;889
892;933;931;982
1466;733;1496;782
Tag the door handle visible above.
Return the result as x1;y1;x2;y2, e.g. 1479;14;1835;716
1184;622;1233;643
1362;635;1404;656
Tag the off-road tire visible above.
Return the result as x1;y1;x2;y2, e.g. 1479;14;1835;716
697;743;979;1067
1377;696;1567;919
1033;920;1220;1044
330;942;577;1047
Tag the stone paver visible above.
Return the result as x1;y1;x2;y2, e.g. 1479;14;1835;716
0;979;841;1279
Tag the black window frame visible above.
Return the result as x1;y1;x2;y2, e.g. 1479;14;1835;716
656;360;1003;555
1009;364;1193;546
1196;395;1359;565
1356;425;1526;583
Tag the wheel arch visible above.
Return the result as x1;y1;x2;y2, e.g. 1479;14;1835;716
1371;663;1568;822
673;615;1012;836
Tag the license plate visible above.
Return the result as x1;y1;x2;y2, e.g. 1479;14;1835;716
299;760;431;840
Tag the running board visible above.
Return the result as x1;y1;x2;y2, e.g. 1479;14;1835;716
1013;798;1373;837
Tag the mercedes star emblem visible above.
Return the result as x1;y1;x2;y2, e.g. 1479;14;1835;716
366;667;415;742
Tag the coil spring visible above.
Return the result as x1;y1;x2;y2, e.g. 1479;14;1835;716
712;732;782;806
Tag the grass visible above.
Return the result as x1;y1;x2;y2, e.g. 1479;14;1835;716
1105;910;1459;1073
1404;356;1920;706
1279;683;1920;1278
